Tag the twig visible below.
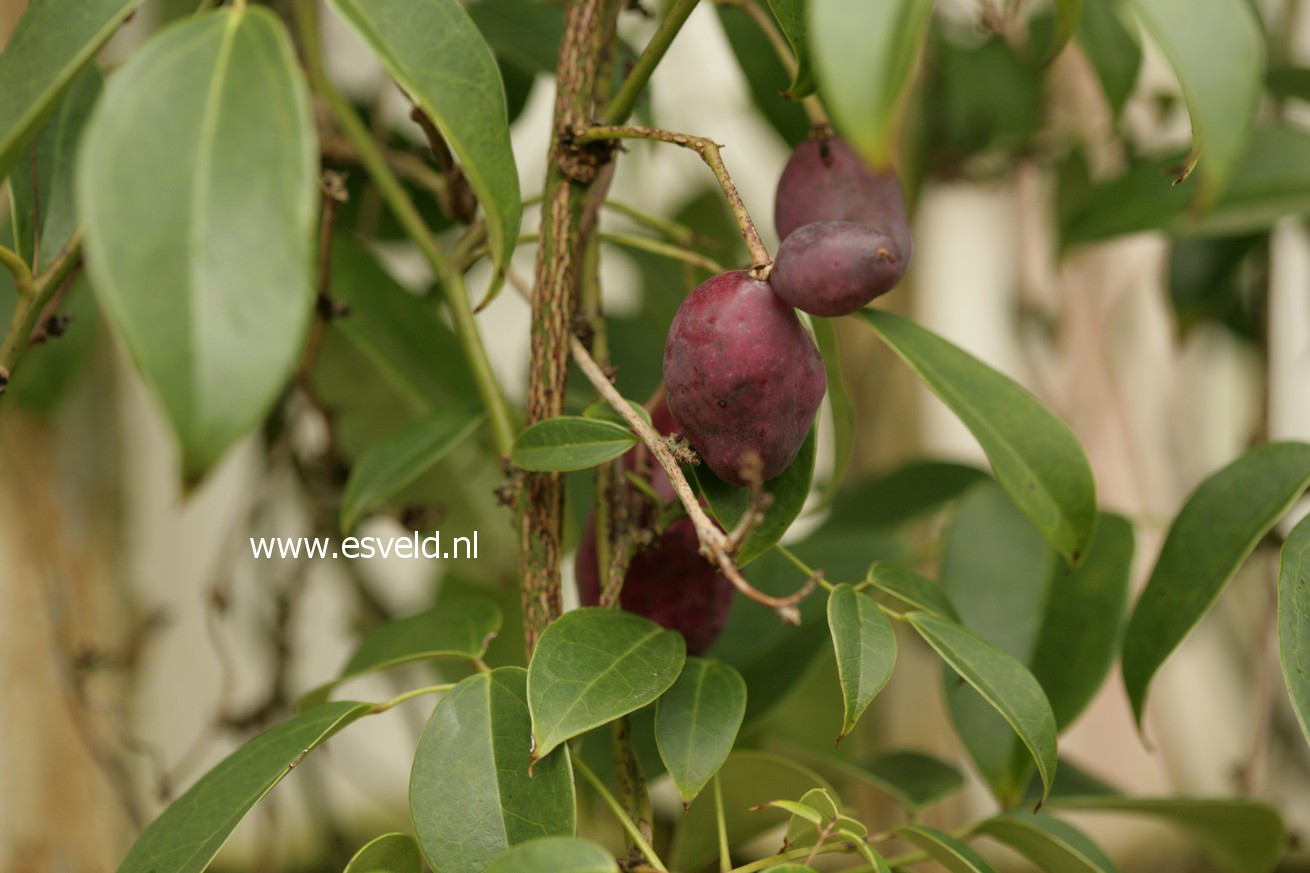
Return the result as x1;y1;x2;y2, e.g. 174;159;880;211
715;775;732;872
0;229;84;390
574;754;670;873
602;0;700;125
569;334;812;622
572;124;772;278
369;682;455;714
293;0;515;456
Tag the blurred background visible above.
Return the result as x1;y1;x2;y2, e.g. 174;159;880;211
2;0;1309;870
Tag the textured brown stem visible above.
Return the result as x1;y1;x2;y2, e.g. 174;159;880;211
518;0;624;658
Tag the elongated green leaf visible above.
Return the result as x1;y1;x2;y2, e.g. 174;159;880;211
482;837;618;873
908;612;1058;806
766;0;816;97
857;310;1097;566
1123;442;1310;727
696;426;816;566
78;8;317;481
896;825;996;873
1126;0;1262;202
827;584;896;741
0;0;139;180
858;750;965;811
1077;0;1142;117
10;66;100;267
811;317;854;507
512;418;638;472
117;702;371;873
1047;0;1085;63
299;599;502;710
671;751;835;872
344;833;423;873
760;800;822;823
411;668;575;873
809;0;934;166
655;657;747;806
1063;126;1310;246
1050;797;1286;873
977;813;1120;873
581;398;651;429
528;608;685;759
866;562;958;620
327;0;521;280
831;461;987;531
940;484;1133;804
341;410;484;531
1278;513;1310;746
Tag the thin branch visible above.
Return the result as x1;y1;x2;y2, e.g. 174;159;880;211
569;334;813;622
773;543;834;592
573;754;670;873
602;0;700;125
715;775;732;872
572;124;772;278
602;232;728;274
293;0;515;456
0;245;33;295
369;682;455;714
0;229;84;389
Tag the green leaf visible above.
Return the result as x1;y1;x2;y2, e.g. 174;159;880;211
827;584;896;741
512;417;639;472
809;0;934;166
811;317;854;507
117;702;371;873
977;813;1120;873
0;0;139;180
655;657;747;807
939;485;1133;804
857;750;965;811
481;838;618;873
466;0;563;74
299;599;502;710
1077;0;1142;117
9;65;100;267
1122;442;1310;727
828;461;987;530
1278;513;1310;746
781;788;840;850
1126;0;1263;202
696;426;817;566
581;398;652;429
78;8;317;482
908;612;1058;807
715;3;809;147
759;800;823;823
341;410;485;531
1050;797;1286;873
411;668;576;873
670;751;835;872
1047;0;1085;64
326;0;521;280
1063;126;1310;246
895;824;996;873
343;833;423;873
761;866;819;873
765;0;816;97
527;608;686;760
865;562;958;620
856;310;1097;566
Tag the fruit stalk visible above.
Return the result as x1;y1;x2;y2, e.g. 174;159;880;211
570;334;815;622
573;124;774;279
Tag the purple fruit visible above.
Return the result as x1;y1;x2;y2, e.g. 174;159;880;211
663;271;826;486
576;516;733;654
769;220;907;316
774;136;912;263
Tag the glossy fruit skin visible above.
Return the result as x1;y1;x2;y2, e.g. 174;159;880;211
770;220;907;316
775;137;912;256
576;516;733;654
664;270;825;486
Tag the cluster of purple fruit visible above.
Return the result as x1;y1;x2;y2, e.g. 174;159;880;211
578;135;911;653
